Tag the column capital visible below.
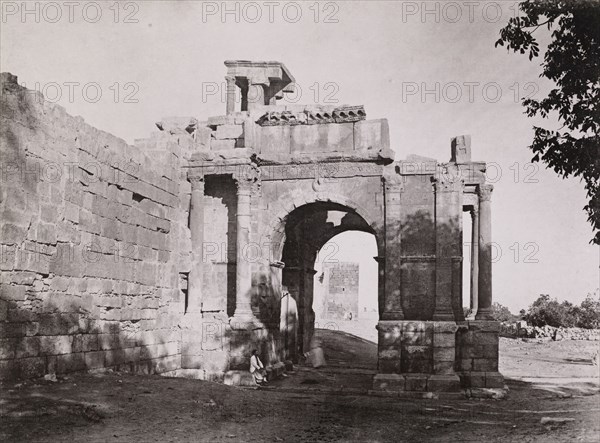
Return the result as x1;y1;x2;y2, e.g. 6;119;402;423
234;165;260;193
382;174;405;192
269;260;285;269
225;75;236;84
478;184;494;202
188;173;205;189
432;176;464;193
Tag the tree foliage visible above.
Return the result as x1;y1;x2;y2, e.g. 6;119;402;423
491;302;520;322
524;293;600;328
496;0;600;244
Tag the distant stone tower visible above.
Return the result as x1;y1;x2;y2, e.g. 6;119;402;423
315;262;360;320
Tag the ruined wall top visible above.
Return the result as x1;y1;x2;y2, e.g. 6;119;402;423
224;60;296;111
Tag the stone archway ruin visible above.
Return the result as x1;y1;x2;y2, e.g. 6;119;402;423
0;61;504;394
277;200;379;363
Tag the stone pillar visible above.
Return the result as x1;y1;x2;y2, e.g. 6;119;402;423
188;176;205;312
433;177;462;321
225;75;236;115
475;184;493;320
231;173;257;326
469;206;479;318
247;83;265;111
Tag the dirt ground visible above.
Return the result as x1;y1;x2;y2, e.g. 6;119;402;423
1;330;599;442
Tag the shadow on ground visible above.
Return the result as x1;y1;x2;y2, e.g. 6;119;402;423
2;331;599;442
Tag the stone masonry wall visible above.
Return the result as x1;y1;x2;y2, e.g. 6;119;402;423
0;73;191;380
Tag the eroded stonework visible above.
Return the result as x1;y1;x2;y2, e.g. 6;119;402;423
0;62;503;393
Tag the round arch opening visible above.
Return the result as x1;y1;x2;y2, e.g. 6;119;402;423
277;201;381;366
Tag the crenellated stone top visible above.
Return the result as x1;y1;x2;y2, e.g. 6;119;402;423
256;105;366;126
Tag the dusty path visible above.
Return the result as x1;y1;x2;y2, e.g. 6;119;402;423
1;332;599;442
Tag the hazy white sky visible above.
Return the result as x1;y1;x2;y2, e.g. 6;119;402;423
1;1;597;312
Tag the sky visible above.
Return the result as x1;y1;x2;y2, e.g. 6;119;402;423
1;1;598;312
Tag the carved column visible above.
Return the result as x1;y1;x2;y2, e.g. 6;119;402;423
188;175;205;311
469;206;479;318
382;176;405;320
433;177;463;321
225;75;236;115
475;184;494;320
231;169;259;325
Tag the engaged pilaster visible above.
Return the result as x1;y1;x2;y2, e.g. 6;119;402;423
382;175;405;320
188;175;205;312
433;176;463;321
475;184;494;320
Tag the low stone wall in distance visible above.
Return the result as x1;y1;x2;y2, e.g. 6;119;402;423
500;322;600;341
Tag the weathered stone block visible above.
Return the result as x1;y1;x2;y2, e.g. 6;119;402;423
195;127;212;148
140;342;179;360
224;370;256;387
0;360;19;380
182;350;229;372
1;223;27;244
56;352;86;373
208;115;235;126
257;125;291;154
15;336;40;359
0;338;17;359
211;140;236;151
378;358;401;374
0;322;27;338
461;372;486;388
471;332;499;347
379;349;400;360
372;373;405;391
0;284;27;301
433;347;455;362
457;358;473;372
354;119;389;151
428;374;461;392
451;135;471;163
72;334;99;353
215;124;244;140
433;322;458;333
404;374;428;391
40;335;73;355
402;321;427;333
403;331;432;346
433;360;455;375
106;347;140;366
467;320;500;333
85;350;106;369
18;356;46;378
97;334;122;350
473;358;498;372
290;123;353;153
485;372;505;388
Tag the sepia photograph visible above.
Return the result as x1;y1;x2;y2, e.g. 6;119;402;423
1;1;599;441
